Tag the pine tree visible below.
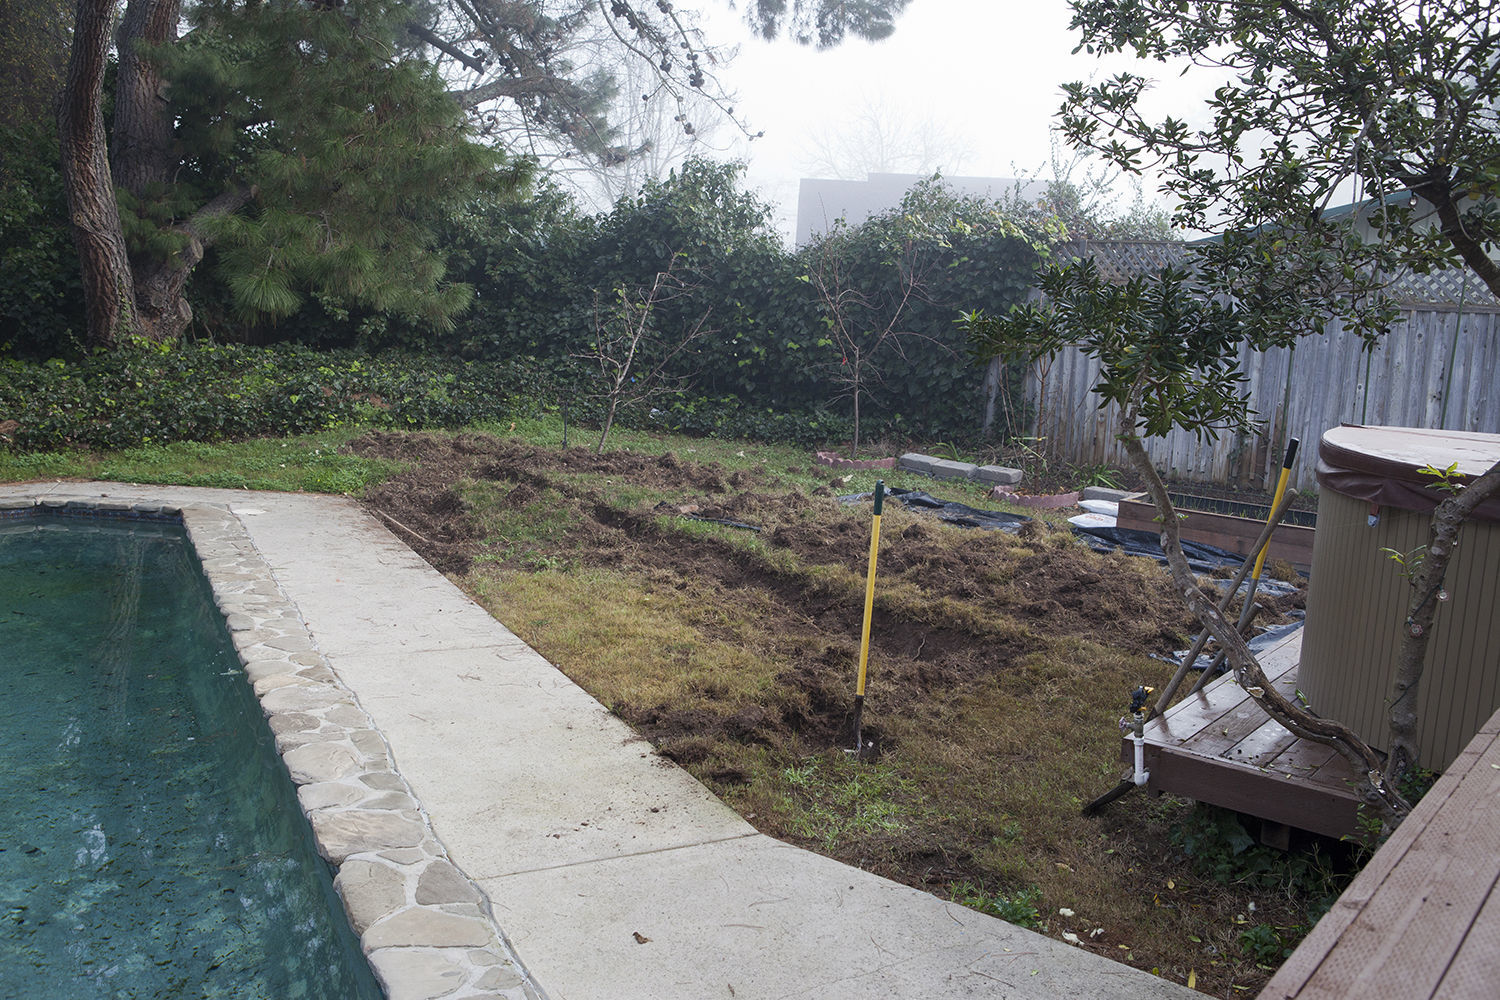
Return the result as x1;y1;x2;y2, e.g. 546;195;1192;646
63;0;526;345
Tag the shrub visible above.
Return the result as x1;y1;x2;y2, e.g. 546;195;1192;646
0;122;85;359
0;343;578;452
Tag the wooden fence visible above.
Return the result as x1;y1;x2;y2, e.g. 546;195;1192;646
1012;301;1500;491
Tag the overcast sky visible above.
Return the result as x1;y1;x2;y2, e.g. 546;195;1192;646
685;0;1217;238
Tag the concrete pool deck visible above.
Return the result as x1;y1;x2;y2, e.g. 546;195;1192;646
4;482;1196;1000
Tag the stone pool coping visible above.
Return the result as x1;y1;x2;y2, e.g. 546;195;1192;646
2;496;540;1000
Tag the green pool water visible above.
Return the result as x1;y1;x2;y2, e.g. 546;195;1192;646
0;514;381;999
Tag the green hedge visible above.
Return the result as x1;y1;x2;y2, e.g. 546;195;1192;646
0;343;579;452
0;343;867;454
649;396;855;449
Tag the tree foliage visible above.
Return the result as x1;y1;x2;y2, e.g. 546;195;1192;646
59;0;525;346
0;0;72;129
171;0;523;327
964;264;1415;823
974;0;1500;821
0;122;84;357
413;0;914;170
739;0;912;46
1064;0;1500;299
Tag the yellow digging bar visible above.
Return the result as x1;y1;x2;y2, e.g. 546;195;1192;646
851;479;885;755
1253;438;1300;580
1188;436;1301;694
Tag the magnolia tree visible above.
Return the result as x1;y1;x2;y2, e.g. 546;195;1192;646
965;259;1417;822
969;0;1500;823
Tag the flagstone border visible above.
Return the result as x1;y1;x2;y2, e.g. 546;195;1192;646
2;496;544;1000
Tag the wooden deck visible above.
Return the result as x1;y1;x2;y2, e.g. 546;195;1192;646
1261;705;1500;999
1126;629;1363;839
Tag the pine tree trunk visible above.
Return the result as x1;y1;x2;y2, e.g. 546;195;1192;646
1386;459;1500;790
132;253;200;342
59;0;140;347
112;0;179;194
113;0;192;342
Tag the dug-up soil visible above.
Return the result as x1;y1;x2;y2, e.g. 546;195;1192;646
348;430;1316;997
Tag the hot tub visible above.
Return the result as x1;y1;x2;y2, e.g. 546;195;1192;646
1300;425;1500;772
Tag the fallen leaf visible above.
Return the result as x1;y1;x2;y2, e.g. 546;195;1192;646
1166;879;1175;889
1188;970;1197;989
632;931;651;944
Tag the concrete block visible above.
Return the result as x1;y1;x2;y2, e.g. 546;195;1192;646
926;459;979;480
897;453;935;474
1081;486;1137;502
974;465;1023;485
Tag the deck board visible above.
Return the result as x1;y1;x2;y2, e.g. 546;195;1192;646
1225;718;1298;768
1261;711;1500;1000
1126;630;1362;839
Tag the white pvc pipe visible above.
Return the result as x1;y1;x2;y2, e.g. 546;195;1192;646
1132;733;1150;787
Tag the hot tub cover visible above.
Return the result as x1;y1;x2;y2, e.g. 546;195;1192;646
1316;425;1500;523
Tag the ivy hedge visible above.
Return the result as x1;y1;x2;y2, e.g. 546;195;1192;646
0;343;862;453
445;164;1047;446
0;344;578;452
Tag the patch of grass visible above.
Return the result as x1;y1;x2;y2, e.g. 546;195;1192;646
480;413;1032;515
464;567;793;712
774;753;916;851
948;881;1043;928
0;429;405;495
458;478;579;569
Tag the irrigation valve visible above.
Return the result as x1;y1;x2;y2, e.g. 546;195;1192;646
1128;686;1155;715
1127;686;1153;787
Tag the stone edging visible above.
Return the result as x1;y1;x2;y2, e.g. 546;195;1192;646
4;497;543;1000
989;487;1083;509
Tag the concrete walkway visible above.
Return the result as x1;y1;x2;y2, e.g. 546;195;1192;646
6;482;1194;1000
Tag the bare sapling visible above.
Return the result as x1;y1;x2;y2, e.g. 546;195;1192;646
804;229;945;458
575;255;713;454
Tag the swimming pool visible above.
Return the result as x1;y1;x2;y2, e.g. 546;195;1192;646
0;513;382;999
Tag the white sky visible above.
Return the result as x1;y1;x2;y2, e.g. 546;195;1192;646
685;0;1219;239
